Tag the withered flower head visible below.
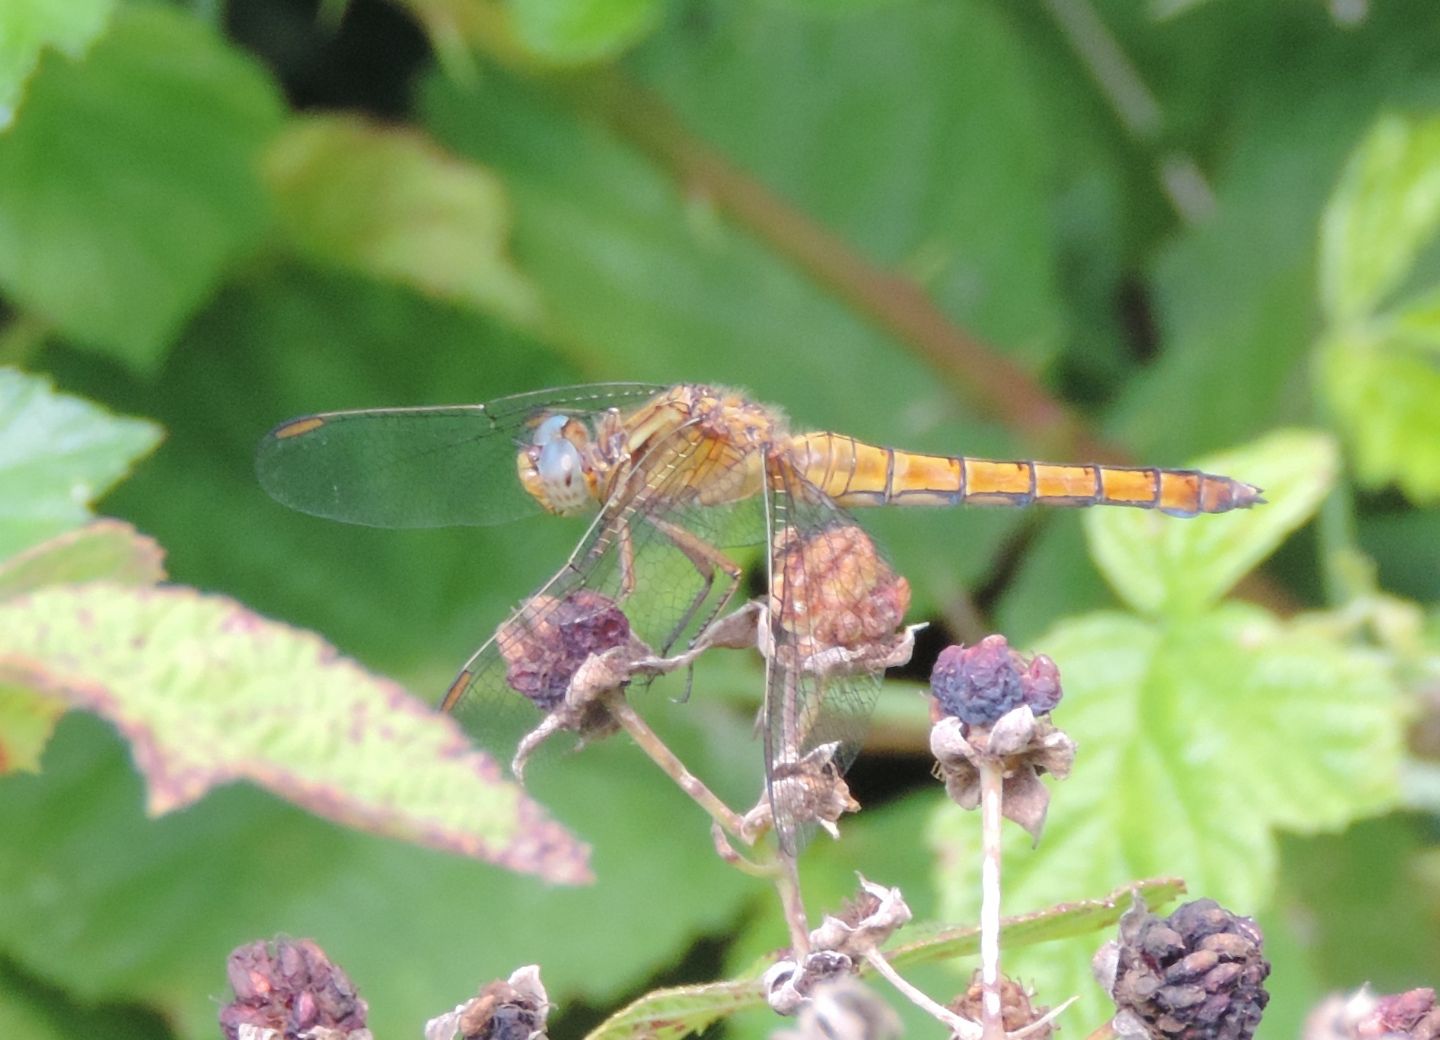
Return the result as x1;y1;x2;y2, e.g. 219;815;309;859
770;524;911;659
948;970;1052;1040
764;950;857;1017
499;590;636;711
929;640;1075;842
1305;986;1440;1040
1094;897;1270;1040
742;742;860;843
219;937;370;1040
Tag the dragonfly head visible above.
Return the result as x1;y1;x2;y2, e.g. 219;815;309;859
518;413;597;516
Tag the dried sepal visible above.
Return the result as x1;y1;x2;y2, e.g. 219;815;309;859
770;977;903;1040
765;950;856;1016
808;877;912;958
426;965;550;1040
742;741;861;842
929;708;1075;842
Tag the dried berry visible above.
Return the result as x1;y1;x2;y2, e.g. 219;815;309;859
1097;898;1270;1040
499;590;633;710
219;937;368;1040
771;523;910;659
948;971;1051;1040
930;636;1062;725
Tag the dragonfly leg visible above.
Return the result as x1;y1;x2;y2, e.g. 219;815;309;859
617;520;638;598
648;515;744;657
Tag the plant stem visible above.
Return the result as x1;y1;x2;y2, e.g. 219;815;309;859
979;760;1005;1040
602;691;748;840
776;855;812;955
863;948;981;1040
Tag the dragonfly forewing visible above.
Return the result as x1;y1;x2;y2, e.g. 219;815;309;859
254;384;666;528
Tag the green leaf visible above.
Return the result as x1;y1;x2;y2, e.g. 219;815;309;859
587;877;1186;1040
1316;115;1440;502
0;5;284;370
1106;41;1421;462
1385;283;1440;354
0;701;757;1038
0;519;165;598
1086;430;1337;616
933;606;1404;1028
0;682;63;776
0;368;161;559
587;977;760;1040
887;876;1186;966
1320;113;1440;326
0;582;590;883
1150;0;1215;17
262;115;542;329
0;520;164;775
0;0;113;130
0;967;64;1040
508;0;664;64
1318;308;1440;504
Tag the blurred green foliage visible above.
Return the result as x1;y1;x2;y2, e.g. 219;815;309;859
2;1;1440;1038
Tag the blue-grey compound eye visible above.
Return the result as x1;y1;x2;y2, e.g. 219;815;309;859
532;414;570;446
538;434;583;492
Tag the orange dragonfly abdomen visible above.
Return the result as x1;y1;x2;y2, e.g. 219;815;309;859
789;432;1263;517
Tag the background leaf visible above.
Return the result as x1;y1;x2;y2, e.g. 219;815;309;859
0;6;284;370
0;520;164;774
262;114;542;328
508;0;664;64
932;605;1404;1028
0;368;160;558
0;583;590;881
0;519;165;597
1086;430;1339;615
0;0;113;130
1320;113;1440;327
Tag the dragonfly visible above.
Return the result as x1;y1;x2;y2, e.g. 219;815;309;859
256;383;1262;852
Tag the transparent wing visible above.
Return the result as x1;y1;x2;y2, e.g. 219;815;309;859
762;455;912;856
440;413;768;775
255;383;667;528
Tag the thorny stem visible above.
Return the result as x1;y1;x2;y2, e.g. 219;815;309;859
979;760;1006;1040
862;948;981;1040
601;691;749;840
